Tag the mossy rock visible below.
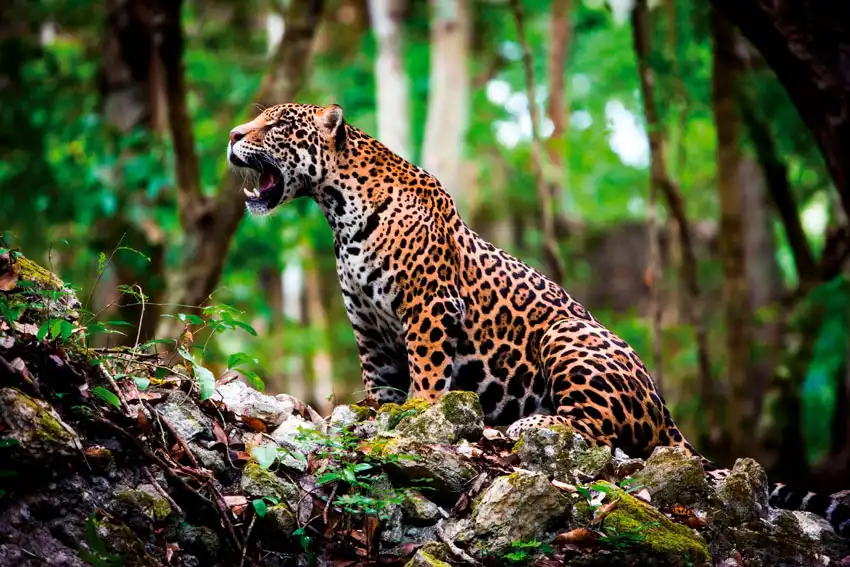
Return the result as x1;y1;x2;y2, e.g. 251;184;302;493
114;486;172;521
513;425;612;483
266;503;297;535
396;391;484;444
454;469;570;557
405;550;452;567
0;387;82;465
240;462;299;505
379;437;477;495
377;398;431;430
633;446;714;508
90;518;161;567
2;254;81;324
716;458;769;524
594;481;711;566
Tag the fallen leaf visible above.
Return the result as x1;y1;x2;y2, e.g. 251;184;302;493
552;479;577;492
592;498;620;525
482;428;505;440
241;415;267;432
661;504;707;529
634;488;652;503
0;254;20;291
13;322;39;336
223;495;248;508
554;527;601;547
212;420;229;447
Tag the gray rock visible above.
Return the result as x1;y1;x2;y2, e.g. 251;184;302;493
395;391;484;444
513;425;612;483
402;490;443;524
404;549;452;567
452;469;570;557
156;393;212;441
216;380;295;428
189;444;227;473
633;446;714;507
0;387;82;463
380;437;477;494
266;503;297;536
240;462;299;507
717;458;769;524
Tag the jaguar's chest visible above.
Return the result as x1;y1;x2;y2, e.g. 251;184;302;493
335;245;401;329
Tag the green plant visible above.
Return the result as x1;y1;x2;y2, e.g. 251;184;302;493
502;540;553;565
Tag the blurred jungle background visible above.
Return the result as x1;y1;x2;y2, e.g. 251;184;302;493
1;0;848;491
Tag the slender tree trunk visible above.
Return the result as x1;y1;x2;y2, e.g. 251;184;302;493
632;0;717;449
742;101;818;287
157;0;326;341
422;0;470;202
546;0;574;236
368;0;412;159
631;0;664;388
282;255;308;403
304;246;334;415
508;0;565;284
712;8;754;459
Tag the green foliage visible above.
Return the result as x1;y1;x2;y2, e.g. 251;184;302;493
502;540;553;565
79;515;124;567
91;387;121;410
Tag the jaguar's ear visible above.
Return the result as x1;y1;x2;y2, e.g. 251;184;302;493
315;104;346;152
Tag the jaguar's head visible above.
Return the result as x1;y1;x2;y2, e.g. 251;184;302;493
227;102;347;215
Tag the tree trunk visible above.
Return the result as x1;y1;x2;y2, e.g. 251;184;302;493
157;0;326;341
709;0;850;220
421;0;470;202
741;101;818;287
546;0;574;236
368;0;412;159
508;0;565;284
631;0;665;388
304;246;334;415
712;8;754;459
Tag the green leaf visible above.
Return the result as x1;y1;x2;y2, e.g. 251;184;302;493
227;352;258;369
195;365;215;400
251;444;278;469
230;320;257;336
241;369;265;392
37;320;50;341
252;498;267;517
133;377;150;391
92;387;121;410
177;312;205;326
59;319;74;342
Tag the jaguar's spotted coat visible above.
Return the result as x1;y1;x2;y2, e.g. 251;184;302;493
228;102;849;537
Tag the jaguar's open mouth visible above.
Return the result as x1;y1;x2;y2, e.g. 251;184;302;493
232;155;285;210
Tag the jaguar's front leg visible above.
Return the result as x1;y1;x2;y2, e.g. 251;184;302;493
352;327;410;405
401;294;465;401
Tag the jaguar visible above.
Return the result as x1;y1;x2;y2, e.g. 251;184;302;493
227;102;849;537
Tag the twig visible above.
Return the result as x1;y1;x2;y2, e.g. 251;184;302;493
95;361;133;415
239;514;258;567
143;466;185;517
323;482;339;525
435;521;481;566
156;413;201;468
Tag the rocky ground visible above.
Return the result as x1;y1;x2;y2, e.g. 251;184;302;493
1;252;848;567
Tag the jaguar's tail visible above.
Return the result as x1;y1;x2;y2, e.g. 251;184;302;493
768;483;850;538
700;457;849;537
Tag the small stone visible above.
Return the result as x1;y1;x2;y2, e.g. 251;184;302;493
266;503;296;535
269;414;318;470
402;490;443;524
453;469;570;557
189;444;227;473
633;446;713;507
216;380;296;428
113;485;172;521
329;405;362;429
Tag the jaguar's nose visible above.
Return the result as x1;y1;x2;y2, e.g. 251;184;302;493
230;129;245;145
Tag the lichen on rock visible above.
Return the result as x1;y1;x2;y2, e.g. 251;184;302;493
513;424;612;483
450;469;570;557
379;437;477;494
717;458;769;524
633;446;714;507
0;387;82;464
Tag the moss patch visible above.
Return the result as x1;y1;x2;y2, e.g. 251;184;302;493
595;481;710;565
